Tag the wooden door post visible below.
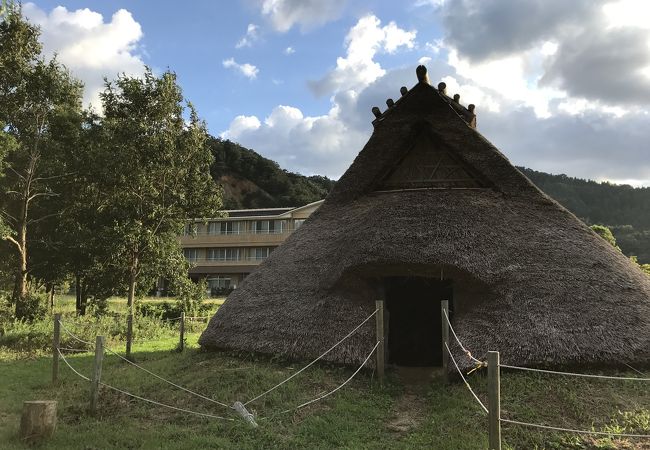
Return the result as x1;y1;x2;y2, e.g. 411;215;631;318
52;313;61;384
441;300;449;380
89;336;105;414
488;351;501;450
179;311;185;352
375;300;385;386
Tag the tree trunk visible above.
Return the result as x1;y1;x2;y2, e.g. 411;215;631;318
20;400;57;443
47;284;55;310
125;252;138;359
75;272;81;315
79;281;87;316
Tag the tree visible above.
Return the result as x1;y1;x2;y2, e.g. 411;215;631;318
92;69;221;355
590;224;621;251
0;6;83;315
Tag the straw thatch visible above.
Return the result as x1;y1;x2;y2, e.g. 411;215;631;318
199;66;650;370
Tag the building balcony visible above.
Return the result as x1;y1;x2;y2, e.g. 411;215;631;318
185;257;267;266
180;230;293;247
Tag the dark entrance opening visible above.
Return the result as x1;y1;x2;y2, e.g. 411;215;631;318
385;276;452;367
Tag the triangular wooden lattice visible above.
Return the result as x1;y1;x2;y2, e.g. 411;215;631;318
379;134;484;190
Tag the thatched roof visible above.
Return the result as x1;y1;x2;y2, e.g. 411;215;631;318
200;66;650;371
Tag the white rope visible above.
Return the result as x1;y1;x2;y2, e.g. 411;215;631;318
243;307;379;406
280;340;381;414
161;316;182;322
445;342;488;414
624;363;647;377
501;418;650;438
103;345;230;409
57;348;233;421
442;309;483;365
99;382;234;421
57;348;90;381
58;319;94;346
499;364;650;382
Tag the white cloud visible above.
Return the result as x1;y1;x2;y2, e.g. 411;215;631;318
258;0;346;32
236;23;259;48
310;15;416;96
284;46;295;55
222;58;259;80
22;3;146;110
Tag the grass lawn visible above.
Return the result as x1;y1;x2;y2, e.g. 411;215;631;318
1;327;650;449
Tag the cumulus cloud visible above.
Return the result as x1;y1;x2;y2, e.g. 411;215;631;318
258;0;346;32
438;0;650;108
284;46;295;55
22;3;146;110
221;6;650;186
222;58;259;79
309;15;416;96
236;23;259;48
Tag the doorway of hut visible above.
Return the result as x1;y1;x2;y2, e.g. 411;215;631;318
384;276;452;367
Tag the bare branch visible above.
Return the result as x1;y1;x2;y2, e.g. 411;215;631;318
3;235;21;251
27;211;63;225
27;192;59;203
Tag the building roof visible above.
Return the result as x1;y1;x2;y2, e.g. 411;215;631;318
191;200;324;221
200;66;650;371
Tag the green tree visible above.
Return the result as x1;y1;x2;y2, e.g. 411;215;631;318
0;6;83;315
93;69;221;355
590;224;621;251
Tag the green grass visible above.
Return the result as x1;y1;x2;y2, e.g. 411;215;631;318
1;329;650;449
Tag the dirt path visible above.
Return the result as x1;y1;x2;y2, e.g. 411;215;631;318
385;367;442;433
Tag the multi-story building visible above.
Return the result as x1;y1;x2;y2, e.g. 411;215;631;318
179;200;323;295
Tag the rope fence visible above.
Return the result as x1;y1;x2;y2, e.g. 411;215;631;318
243;307;379;407
52;302;650;442
52;308;382;427
444;342;488;414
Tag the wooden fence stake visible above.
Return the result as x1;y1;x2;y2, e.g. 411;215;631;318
441;300;449;381
179;311;185;352
52;313;61;384
89;336;105;414
125;313;133;360
488;351;501;450
375;300;385;386
20;400;57;443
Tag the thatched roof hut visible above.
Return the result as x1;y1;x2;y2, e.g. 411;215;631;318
200;66;650;371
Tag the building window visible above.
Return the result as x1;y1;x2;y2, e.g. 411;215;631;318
207;276;233;296
183;223;196;236
250;247;274;260
207;248;241;261
183;248;198;262
294;219;305;230
253;220;270;234
208;221;242;235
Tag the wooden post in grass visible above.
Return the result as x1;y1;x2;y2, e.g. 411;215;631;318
441;300;449;380
375;300;385;386
179;311;185;352
52;313;61;384
488;351;501;450
125;313;133;360
89;336;105;414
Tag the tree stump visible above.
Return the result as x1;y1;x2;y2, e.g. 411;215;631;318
20;401;57;443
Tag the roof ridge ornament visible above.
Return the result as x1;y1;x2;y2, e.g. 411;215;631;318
416;65;429;84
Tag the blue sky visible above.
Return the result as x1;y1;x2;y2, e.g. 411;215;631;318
21;0;650;186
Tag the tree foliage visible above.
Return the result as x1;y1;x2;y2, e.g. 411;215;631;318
209;137;335;209
0;6;83;316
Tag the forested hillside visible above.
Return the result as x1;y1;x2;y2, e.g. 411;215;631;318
520;168;650;263
206;138;650;263
208;137;335;209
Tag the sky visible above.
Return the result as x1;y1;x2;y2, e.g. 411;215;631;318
20;0;650;186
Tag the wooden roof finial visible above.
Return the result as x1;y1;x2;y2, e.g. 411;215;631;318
416;65;429;84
